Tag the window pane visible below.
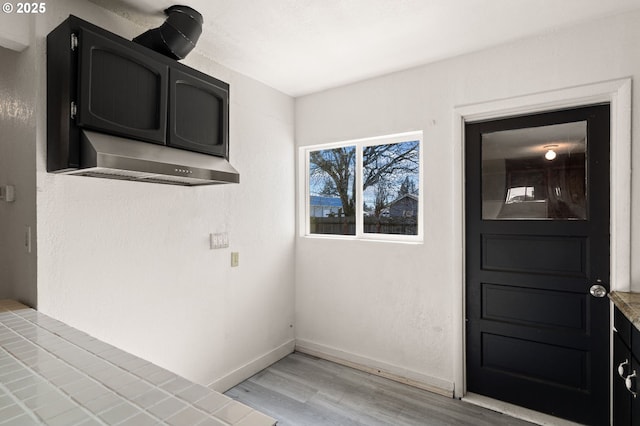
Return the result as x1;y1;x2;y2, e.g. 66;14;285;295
482;121;587;220
309;146;356;235
363;140;420;235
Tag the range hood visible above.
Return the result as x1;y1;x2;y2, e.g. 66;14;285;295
60;131;240;186
47;15;238;187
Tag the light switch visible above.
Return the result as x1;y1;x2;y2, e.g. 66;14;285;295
231;252;239;267
210;232;229;249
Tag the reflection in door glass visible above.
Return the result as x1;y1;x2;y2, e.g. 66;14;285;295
482;121;587;220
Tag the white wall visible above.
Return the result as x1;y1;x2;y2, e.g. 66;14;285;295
29;0;295;389
295;10;640;395
5;0;639;398
0;11;30;51
0;12;37;306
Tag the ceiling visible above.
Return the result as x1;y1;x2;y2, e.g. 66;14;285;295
483;121;586;161
90;0;640;97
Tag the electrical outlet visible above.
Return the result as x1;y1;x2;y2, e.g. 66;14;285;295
25;226;31;253
0;185;15;202
231;252;239;267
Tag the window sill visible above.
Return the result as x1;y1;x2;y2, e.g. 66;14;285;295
301;234;423;245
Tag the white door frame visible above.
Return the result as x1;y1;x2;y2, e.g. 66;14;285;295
452;78;632;398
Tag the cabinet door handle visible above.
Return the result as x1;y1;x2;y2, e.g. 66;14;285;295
619;359;629;377
625;370;637;398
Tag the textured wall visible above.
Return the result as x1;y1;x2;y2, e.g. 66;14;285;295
295;9;640;395
0;12;37;306
31;0;295;389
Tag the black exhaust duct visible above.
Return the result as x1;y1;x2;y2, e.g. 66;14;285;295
133;5;203;60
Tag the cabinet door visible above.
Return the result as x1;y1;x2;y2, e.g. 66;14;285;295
77;28;168;144
614;333;632;425
615;307;633;348
168;67;228;157
633;355;640;425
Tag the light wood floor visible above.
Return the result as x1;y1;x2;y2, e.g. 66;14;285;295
225;352;535;426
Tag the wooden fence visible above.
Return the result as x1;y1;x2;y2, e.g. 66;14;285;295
310;217;417;236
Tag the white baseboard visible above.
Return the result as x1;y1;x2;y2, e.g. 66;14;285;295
295;339;454;398
208;339;295;392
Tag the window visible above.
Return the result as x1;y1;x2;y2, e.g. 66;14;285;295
302;131;422;241
505;186;535;204
481;121;587;220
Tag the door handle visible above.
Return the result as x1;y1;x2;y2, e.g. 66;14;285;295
625;370;638;398
619;359;629;378
589;284;607;298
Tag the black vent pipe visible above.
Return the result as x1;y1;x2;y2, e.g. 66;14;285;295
133;5;203;60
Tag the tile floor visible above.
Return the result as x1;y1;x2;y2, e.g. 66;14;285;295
0;299;275;425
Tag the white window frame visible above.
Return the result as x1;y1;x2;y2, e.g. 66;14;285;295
299;131;423;243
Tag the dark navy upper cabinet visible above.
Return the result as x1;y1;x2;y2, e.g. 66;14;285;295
77;28;168;144
169;67;228;157
47;15;231;173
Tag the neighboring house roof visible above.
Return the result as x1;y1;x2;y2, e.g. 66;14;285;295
310;195;343;207
389;193;418;206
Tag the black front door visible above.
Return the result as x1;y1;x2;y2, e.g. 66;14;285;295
465;105;610;425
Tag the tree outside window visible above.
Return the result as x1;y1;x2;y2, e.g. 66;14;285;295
306;132;422;240
309;146;356;235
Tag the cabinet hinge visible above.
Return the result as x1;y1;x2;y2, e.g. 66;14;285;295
70;101;77;120
70;33;78;51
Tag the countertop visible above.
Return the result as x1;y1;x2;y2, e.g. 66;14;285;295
0;299;276;425
610;291;640;330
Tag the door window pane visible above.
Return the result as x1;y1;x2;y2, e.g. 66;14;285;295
482;121;587;220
